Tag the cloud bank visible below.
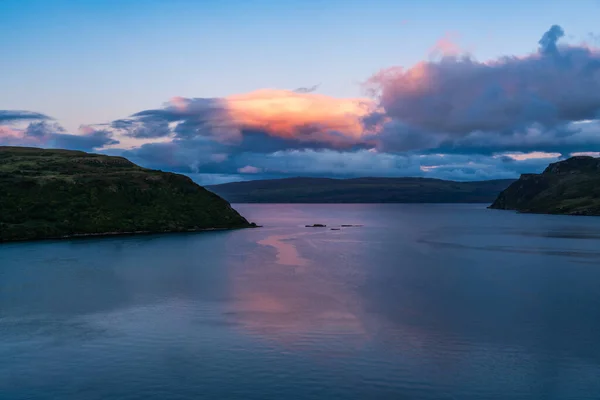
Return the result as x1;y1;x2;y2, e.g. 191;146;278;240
0;120;118;151
364;24;600;154
2;25;599;183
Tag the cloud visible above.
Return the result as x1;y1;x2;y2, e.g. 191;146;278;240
294;84;320;93
571;151;600;157
51;129;119;151
429;120;600;156
238;165;262;174
112;117;171;139
0;120;118;151
113;90;379;149
365;25;600;153
0;110;51;123
501;151;561;161
429;32;463;58
208;149;559;183
98;24;600;175
2;25;600;184
539;24;564;56
25;121;66;137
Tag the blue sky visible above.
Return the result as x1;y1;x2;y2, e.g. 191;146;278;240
2;0;600;183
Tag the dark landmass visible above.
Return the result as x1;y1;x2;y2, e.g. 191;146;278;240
0;147;252;242
489;156;600;216
207;177;515;203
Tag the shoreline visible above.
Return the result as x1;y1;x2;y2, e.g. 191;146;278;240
487;206;600;217
0;224;259;245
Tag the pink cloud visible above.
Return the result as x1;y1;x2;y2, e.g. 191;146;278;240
238;165;262;174
571;151;600;157
0;125;44;147
429;32;463;57
500;152;561;161
364;26;600;139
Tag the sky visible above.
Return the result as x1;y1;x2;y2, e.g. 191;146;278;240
1;0;600;184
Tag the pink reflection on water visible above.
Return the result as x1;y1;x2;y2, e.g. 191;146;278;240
257;233;310;267
227;228;371;352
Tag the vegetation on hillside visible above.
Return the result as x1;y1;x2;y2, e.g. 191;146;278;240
0;147;252;242
489;156;600;216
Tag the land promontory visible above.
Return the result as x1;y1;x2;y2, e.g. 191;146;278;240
0;147;252;242
489;156;600;216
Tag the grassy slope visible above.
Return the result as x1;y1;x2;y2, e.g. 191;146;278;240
489;156;600;215
207;177;516;203
0;147;251;241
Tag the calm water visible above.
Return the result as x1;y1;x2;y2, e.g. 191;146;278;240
2;204;600;400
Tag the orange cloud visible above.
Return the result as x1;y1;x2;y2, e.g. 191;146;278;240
167;89;381;148
225;89;375;138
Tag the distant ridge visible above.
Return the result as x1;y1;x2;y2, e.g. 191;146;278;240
207;177;515;203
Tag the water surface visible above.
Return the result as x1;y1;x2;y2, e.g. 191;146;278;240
2;204;600;399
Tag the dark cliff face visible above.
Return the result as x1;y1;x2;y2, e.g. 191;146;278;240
542;156;600;175
489;156;600;216
0;146;251;242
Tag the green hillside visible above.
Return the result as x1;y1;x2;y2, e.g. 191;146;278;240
0;147;252;242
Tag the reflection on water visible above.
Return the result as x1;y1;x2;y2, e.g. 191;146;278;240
232;229;368;348
257;233;310;267
2;204;600;399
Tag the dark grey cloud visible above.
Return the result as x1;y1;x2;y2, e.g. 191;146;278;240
539;24;564;56
114;98;233;141
427;121;600;156
114;137;566;184
0;116;118;151
50;130;118;151
0;110;51;123
25;121;66;137
294;84;320;93
122;118;171;139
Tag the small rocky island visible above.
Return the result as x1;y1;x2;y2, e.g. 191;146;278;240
489;156;600;216
0;147;253;242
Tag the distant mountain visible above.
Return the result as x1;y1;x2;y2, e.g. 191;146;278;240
207;177;515;203
490;156;600;216
0;147;253;242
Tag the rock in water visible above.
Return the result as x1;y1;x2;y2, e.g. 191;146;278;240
0;147;252;242
489;156;600;216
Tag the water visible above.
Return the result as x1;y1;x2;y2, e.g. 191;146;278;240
2;204;600;400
